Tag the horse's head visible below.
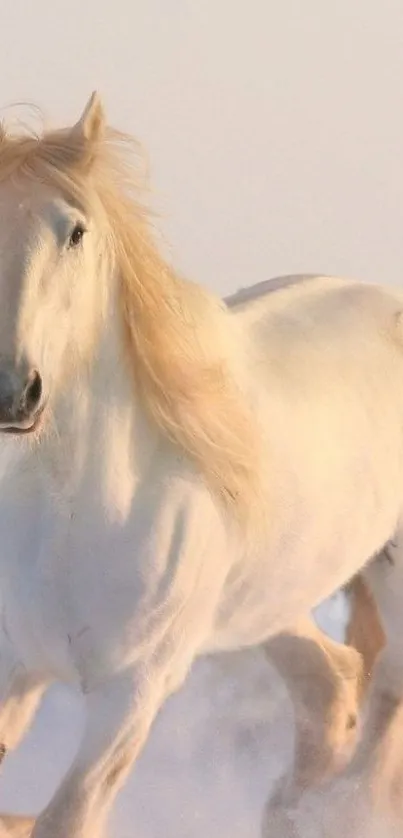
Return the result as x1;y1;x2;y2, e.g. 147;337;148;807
0;93;263;530
0;93;108;437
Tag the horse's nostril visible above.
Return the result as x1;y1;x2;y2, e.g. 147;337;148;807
23;370;42;415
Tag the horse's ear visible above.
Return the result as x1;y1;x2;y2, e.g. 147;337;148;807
72;92;105;144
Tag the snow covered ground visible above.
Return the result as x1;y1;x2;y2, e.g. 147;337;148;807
0;595;347;837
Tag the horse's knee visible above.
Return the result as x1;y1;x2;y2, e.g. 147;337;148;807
0;672;47;754
102;743;134;793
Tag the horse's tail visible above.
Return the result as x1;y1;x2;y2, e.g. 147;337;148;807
344;571;385;696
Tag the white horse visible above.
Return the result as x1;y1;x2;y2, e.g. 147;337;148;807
0;93;402;837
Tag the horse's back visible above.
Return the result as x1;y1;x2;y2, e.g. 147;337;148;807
226;274;403;371
225;272;403;320
224;273;324;310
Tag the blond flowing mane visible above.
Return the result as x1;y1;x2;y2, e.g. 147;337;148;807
0;95;264;530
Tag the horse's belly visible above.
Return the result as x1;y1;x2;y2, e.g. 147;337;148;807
203;562;351;654
206;390;403;653
203;502;395;654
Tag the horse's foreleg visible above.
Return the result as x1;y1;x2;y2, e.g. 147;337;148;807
0;670;47;758
264;574;384;794
0;662;47;837
264;620;361;794
262;575;384;837
0;631;48;761
30;660;184;838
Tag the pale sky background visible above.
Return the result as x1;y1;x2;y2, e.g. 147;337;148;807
0;1;400;835
2;0;403;295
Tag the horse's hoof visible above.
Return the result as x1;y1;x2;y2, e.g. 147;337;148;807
0;745;7;765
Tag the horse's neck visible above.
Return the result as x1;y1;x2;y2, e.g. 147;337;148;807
37;302;161;515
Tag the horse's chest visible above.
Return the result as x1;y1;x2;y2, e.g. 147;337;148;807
2;479;227;681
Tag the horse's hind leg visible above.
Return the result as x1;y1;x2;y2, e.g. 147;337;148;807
342;539;403;786
344;572;386;689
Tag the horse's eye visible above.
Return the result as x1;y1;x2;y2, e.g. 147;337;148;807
68;223;86;249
